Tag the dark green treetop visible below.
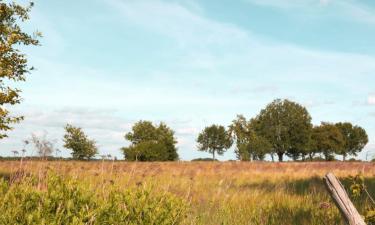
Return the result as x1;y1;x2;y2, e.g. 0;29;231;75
197;124;232;160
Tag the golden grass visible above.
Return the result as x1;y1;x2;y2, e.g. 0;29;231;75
1;161;374;225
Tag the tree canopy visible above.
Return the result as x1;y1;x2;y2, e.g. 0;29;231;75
122;120;178;161
63;124;98;160
254;99;313;161
229;115;272;161
197;124;232;160
0;1;41;138
335;122;368;161
311;123;345;161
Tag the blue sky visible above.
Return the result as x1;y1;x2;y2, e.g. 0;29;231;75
2;0;375;160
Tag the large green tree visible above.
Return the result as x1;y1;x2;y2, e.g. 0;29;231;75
229;115;272;161
254;99;313;162
335;122;368;161
311;123;345;161
63;124;98;160
0;1;40;138
122;121;178;161
197;125;232;160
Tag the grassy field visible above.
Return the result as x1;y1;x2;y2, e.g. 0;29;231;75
0;161;374;224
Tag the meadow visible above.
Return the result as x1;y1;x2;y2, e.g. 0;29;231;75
0;161;374;225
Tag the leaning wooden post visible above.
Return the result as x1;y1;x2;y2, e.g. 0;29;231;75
324;172;366;225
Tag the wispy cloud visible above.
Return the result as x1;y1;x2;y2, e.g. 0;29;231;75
245;0;375;24
1;0;374;161
244;0;329;9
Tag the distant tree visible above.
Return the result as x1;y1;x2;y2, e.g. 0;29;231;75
63;124;98;160
311;123;345;161
304;138;319;161
191;158;218;161
229;115;272;161
11;150;19;157
0;2;41;138
335;122;368;161
122;121;178;161
197;125;232;160
31;133;55;158
254;99;313;161
123;141;170;161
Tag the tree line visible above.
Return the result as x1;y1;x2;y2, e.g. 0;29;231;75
7;99;370;162
197;99;368;162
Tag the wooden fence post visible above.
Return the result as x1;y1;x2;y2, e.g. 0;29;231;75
324;172;366;225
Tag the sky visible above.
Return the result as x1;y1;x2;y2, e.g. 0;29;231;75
1;0;375;161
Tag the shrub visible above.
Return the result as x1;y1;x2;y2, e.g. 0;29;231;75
0;173;187;224
191;158;218;161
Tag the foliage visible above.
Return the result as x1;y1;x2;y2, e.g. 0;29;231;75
63;124;98;160
229;115;272;161
123;141;170;162
0;1;40;138
254;99;313;161
335;122;368;161
30;132;55;158
191;158;218;161
347;174;375;225
123;121;178;161
197;124;232;160
311;123;345;161
0;173;188;225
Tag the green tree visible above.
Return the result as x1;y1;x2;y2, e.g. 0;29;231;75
255;99;313;161
335;122;368;161
122;121;178;161
197;125;232;160
229;115;272;161
63;124;98;160
123;141;169;161
0;1;41;138
311;122;345;161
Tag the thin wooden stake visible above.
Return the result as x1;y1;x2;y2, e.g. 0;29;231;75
324;172;366;225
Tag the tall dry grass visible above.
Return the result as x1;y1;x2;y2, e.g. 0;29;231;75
0;161;374;224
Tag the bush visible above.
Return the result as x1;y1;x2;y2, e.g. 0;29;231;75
191;158;219;162
0;173;187;224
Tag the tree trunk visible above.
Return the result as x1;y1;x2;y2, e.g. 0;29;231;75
277;152;283;162
212;151;215;161
270;154;274;162
343;154;346;162
308;153;313;161
324;152;330;161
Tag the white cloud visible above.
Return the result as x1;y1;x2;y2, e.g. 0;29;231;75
368;94;375;105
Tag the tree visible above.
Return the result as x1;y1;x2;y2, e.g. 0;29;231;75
11;150;18;157
229;115;272;161
0;1;41;138
197;125;232;160
335;122;368;161
122;121;178;161
254;99;312;161
311;123;345;161
123;141;170;161
31;132;55;158
63;124;98;160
